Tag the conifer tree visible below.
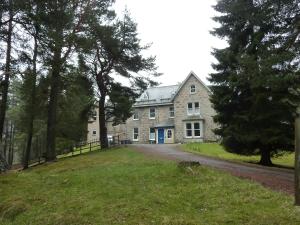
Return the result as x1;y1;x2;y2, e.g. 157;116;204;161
210;0;300;166
81;8;159;148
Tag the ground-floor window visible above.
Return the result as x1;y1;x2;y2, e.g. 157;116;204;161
185;122;202;138
133;128;139;141
167;129;172;139
149;128;155;140
186;123;193;137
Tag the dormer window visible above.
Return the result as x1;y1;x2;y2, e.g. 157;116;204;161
133;111;139;120
190;85;196;94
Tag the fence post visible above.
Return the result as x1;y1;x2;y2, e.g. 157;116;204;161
90;142;92;152
80;143;82;154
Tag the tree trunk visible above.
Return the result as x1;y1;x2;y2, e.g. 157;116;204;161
259;148;273;166
0;0;13;141
46;48;61;162
99;98;108;149
23;35;38;169
295;109;300;205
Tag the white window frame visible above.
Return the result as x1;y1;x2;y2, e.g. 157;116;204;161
190;84;196;94
187;102;200;115
193;122;201;137
92;111;97;120
149;128;156;141
133;128;139;141
187;103;193;115
169;106;175;118
167;129;173;139
149;107;156;119
133;111;139;120
194;102;200;115
185;121;203;138
185;123;193;138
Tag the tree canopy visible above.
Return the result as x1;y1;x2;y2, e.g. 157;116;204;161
210;0;300;165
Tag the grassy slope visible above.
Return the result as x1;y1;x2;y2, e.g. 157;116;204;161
183;143;295;168
1;148;299;225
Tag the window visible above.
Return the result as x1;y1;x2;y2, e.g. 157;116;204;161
194;122;201;137
92;111;97;120
187;102;200;115
190;85;196;94
149;128;155;140
149;108;156;119
169;107;175;118
133;128;139;141
194;102;200;115
187;103;193;115
133;111;139;120
185;122;202;138
186;123;192;137
167;130;172;139
92;130;97;136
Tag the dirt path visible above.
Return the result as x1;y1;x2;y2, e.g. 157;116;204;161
132;144;294;195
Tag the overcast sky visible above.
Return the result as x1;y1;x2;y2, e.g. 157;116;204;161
114;0;227;85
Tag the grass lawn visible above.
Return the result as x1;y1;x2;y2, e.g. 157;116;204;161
1;147;300;225
183;143;295;168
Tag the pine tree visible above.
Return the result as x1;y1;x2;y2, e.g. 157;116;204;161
210;0;300;166
80;8;159;148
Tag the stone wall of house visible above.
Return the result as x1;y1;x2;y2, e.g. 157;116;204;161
87;74;218;144
87;108;99;142
173;74;218;143
125;105;175;143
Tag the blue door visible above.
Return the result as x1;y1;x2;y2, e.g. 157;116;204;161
158;128;164;144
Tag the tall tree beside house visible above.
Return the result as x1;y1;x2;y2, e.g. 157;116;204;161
80;8;160;148
36;0;103;161
210;0;300;166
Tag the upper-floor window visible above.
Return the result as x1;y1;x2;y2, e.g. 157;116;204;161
190;85;196;94
92;110;97;120
92;130;97;136
187;103;193;115
133;111;139;120
169;106;175;118
187;102;200;115
149;107;156;119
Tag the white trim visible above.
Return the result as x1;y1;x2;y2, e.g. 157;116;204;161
185;122;193;138
193;122;202;138
133;128;139;141
149;107;156;119
149;127;156;141
184;121;203;139
166;129;173;139
133;111;139;120
169;106;175;118
187;102;200;116
171;71;211;101
190;84;196;94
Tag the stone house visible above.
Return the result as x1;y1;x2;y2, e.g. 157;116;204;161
87;72;218;144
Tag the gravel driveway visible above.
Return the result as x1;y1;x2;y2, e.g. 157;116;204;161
132;144;294;195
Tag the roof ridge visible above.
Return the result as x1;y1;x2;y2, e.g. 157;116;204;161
147;84;180;89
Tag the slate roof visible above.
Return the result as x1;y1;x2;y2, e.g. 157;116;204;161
134;85;180;107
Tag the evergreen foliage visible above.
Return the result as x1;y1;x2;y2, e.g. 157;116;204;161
210;0;300;165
